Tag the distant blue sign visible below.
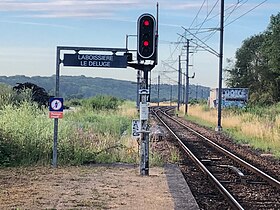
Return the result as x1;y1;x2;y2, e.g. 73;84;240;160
63;54;127;68
49;98;64;112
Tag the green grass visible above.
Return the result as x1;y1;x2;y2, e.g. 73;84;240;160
150;152;164;167
0;102;53;165
0;96;139;166
169;147;180;163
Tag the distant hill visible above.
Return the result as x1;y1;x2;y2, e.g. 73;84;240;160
0;75;210;102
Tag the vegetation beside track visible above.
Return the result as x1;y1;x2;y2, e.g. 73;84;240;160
0;84;141;166
179;103;280;158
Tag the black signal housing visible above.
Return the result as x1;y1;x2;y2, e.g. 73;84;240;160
137;14;156;61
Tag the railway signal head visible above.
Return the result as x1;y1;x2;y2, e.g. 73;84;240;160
137;13;156;61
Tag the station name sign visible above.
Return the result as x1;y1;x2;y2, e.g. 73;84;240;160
63;54;127;68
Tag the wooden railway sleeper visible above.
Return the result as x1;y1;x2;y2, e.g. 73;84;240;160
219;165;246;184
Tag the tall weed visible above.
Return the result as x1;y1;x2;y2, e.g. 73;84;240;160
0;102;53;165
0;83;15;108
0;100;138;166
187;104;280;157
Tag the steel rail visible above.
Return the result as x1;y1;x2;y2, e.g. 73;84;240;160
157;109;280;190
152;109;245;210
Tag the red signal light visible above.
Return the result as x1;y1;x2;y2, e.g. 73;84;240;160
143;20;150;26
137;13;156;60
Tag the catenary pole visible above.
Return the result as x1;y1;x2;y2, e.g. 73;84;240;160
170;85;172;106
217;0;224;131
185;39;190;115
182;74;185;105
177;55;181;111
157;75;160;106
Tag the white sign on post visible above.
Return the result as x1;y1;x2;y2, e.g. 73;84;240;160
132;119;140;138
140;103;149;120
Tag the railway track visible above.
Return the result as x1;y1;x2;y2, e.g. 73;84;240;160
152;106;280;210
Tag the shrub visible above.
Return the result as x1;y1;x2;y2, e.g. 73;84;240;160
249;92;275;106
82;95;123;111
189;98;208;106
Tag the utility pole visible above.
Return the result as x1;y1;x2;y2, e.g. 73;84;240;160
170;85;172;106
182;75;185;105
177;55;181;111
217;0;224;131
185;39;190;115
139;67;150;176
157;75;160;106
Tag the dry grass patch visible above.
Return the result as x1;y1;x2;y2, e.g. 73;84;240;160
118;102;138;118
187;105;280;157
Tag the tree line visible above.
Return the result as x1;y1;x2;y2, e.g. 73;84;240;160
225;13;280;105
0;75;210;102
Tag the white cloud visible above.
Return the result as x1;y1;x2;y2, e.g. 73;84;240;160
0;0;144;18
0;0;221;19
0;0;141;11
0;20;78;29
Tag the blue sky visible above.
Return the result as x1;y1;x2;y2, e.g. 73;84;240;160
0;0;279;88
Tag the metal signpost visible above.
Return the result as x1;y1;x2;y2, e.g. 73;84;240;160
49;97;63;168
52;46;127;168
52;12;158;177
